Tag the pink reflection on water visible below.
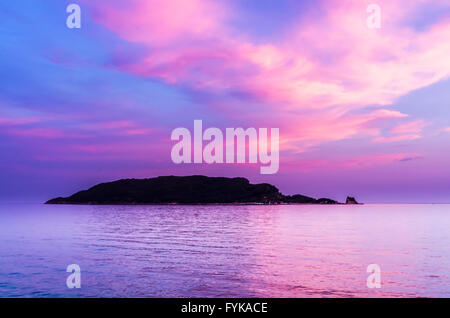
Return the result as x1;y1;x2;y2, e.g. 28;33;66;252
0;203;449;297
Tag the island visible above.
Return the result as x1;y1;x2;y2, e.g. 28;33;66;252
45;175;360;205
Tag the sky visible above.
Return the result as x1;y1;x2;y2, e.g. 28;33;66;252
0;0;450;203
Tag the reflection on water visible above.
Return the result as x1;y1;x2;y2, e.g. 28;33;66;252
0;203;449;297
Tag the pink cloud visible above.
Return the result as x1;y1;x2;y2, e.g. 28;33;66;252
341;153;423;168
83;120;153;136
123;128;151;136
5;127;67;139
369;119;427;143
88;0;228;45
0;114;153;141
0;116;39;126
86;0;450;152
281;152;422;173
391;120;427;134
91;0;450;106
373;134;422;143
0;115;67;139
280;109;409;152
95;120;136;130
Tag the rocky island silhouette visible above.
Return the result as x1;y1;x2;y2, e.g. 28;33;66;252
46;175;360;205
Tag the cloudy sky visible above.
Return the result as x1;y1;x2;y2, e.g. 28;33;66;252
1;0;450;202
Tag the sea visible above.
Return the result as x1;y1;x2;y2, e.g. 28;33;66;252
0;203;449;297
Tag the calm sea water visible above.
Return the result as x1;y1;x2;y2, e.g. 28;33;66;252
0;203;449;298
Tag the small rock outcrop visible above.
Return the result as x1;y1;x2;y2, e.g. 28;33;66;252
345;196;360;205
